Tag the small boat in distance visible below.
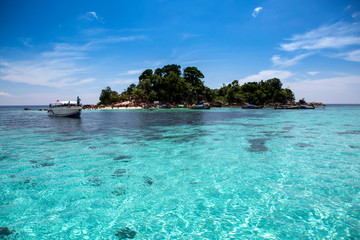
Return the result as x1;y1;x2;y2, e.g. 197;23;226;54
48;100;82;117
274;105;315;110
299;105;315;109
190;104;210;109
160;104;172;109
274;105;299;109
242;104;263;109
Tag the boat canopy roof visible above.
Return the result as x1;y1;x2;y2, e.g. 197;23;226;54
50;101;77;105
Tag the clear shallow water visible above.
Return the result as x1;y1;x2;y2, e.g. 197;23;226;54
0;105;360;239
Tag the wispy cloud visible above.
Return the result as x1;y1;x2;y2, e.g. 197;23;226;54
0;91;13;97
337;49;360;62
344;5;360;19
239;70;292;85
144;60;162;67
117;69;144;76
22;38;33;48
80;11;104;23
0;57;92;87
281;36;360;51
88;12;99;20
126;69;144;75
344;5;352;11
280;22;360;52
42;35;144;57
0;32;147;88
307;71;319;76
252;7;263;18
0;41;95;87
274;21;360;66
92;35;146;45
272;53;312;67
41;43;90;58
284;75;360;103
353;12;360;19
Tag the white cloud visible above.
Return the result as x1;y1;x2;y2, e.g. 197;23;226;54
79;12;103;22
0;52;90;87
0;33;146;88
22;38;32;48
126;69;143;75
339;49;360;62
93;35;146;45
275;21;360;65
344;5;352;11
239;70;292;85
353;12;360;19
87;12;99;20
284;76;360;103
145;60;162;67
74;78;95;85
281;36;360;51
0;92;100;105
252;7;263;18
41;36;144;58
0;91;13;97
0;41;94;88
41;43;90;58
307;71;319;76
272;53;312;67
116;69;144;77
280;22;360;52
0;91;14;105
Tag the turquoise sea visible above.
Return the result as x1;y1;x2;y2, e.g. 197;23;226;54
0;105;360;239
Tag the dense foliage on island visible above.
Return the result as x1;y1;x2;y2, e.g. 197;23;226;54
99;64;295;106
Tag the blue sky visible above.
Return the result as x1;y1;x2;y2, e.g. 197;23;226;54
1;0;360;104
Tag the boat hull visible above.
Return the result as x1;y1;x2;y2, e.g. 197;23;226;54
48;107;82;117
190;104;210;109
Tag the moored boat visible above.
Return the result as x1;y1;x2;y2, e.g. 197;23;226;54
242;104;263;109
160;104;171;109
299;105;315;109
48;100;82;117
274;105;315;109
190;104;210;109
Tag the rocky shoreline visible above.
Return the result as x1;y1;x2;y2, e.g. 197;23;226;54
81;100;325;110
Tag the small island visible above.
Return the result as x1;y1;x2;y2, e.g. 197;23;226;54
87;64;324;110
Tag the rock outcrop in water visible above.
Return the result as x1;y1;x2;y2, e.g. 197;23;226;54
114;155;132;162
143;176;153;185
0;227;15;236
112;169;127;177
247;138;269;152
115;227;137;239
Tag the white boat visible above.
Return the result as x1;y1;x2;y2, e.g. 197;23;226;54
48;100;82;117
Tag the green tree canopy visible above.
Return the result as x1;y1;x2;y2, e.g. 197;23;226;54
183;66;204;87
98;64;297;106
118;65;206;104
139;69;153;81
215;78;295;105
99;86;120;105
155;64;181;78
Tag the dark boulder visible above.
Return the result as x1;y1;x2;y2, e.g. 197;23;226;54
0;227;14;236
115;227;137;239
143;176;153;185
112;169;127;177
